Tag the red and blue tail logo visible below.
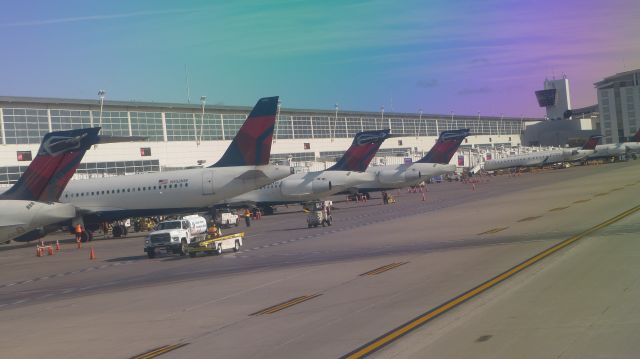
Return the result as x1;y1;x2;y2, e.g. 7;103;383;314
581;134;603;150
417;129;470;164
327;129;391;172
633;129;640;142
211;96;278;167
0;128;101;202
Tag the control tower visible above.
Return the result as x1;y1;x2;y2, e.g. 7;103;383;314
535;75;572;121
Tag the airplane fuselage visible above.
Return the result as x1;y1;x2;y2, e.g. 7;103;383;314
61;165;290;221
356;162;457;192
221;170;375;205
483;148;594;171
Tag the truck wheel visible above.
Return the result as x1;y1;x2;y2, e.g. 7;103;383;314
216;244;223;255
180;239;188;256
308;223;312;228
322;221;326;227
235;219;239;227
327;217;332;226
147;248;155;259
189;252;196;258
233;240;240;252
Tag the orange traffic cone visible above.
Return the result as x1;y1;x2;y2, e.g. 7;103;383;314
47;246;54;256
89;247;96;260
55;240;61;251
36;246;42;257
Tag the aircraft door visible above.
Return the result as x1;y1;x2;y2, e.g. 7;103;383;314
202;170;214;195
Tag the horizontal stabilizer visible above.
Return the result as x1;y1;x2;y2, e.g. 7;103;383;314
98;135;148;144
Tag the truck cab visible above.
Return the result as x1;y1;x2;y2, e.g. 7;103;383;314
144;215;207;258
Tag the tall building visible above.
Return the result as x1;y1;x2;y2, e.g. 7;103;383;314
595;69;640;144
535;75;572;121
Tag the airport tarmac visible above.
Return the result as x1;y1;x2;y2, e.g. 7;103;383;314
0;162;638;359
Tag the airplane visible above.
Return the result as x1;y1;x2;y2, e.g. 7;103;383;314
587;129;640;161
352;129;470;194
218;129;392;212
0;128;124;242
483;134;603;172
45;96;290;241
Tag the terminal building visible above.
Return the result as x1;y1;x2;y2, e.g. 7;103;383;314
0;96;540;185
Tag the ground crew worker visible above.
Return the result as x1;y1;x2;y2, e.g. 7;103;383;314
244;208;251;227
207;223;221;238
75;223;83;243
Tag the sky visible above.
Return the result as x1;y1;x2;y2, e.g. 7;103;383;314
1;0;639;117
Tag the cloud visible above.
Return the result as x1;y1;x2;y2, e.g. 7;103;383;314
416;79;439;88
0;8;197;27
458;87;492;95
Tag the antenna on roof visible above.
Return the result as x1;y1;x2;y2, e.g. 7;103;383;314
185;64;191;104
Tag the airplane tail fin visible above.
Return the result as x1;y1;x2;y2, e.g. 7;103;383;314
210;96;278;167
633;129;640;142
0;127;101;202
581;134;603;150
326;129;391;171
416;129;470;164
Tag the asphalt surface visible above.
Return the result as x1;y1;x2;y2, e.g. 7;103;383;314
0;162;638;358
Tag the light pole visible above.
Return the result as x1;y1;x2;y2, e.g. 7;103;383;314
417;109;422;139
450;111;454;131
97;90;106;127
380;105;384;130
500;112;504;136
333;103;338;142
198;96;207;146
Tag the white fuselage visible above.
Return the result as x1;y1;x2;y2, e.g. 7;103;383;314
357;162;457;191
589;142;640;159
221;170;375;205
61;165;290;218
483;148;594;171
0;200;76;242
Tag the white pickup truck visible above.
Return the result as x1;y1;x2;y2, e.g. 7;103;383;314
144;215;208;258
216;209;240;228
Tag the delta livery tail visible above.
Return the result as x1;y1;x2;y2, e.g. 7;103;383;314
633;129;640;142
327;129;391;172
0;128;101;202
581;134;604;150
211;96;278;167
417;129;471;164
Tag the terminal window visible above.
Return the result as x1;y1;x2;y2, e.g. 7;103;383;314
16;151;32;161
140;147;152;156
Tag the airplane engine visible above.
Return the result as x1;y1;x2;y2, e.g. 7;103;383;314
403;168;422;182
280;179;332;197
377;169;421;185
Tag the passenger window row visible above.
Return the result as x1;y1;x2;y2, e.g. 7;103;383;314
63;182;189;198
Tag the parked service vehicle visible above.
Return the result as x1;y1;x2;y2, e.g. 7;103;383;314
144;215;208;258
307;201;332;228
216;209;240;228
